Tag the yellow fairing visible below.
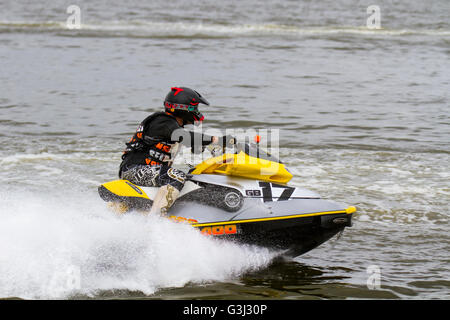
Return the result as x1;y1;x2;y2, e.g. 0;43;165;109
191;151;293;184
101;180;149;199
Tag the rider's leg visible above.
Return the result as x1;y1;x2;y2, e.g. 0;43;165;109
149;184;179;216
149;166;186;216
120;164;159;187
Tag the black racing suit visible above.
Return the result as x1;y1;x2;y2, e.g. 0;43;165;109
119;112;213;191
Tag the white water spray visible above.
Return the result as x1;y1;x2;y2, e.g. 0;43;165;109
0;190;277;299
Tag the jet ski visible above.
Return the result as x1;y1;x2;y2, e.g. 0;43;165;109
98;141;356;257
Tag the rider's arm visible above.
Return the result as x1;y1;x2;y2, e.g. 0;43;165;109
186;131;216;154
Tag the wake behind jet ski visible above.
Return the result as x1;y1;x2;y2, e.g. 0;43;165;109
99;141;356;257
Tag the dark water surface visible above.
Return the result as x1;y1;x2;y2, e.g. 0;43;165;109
0;0;449;299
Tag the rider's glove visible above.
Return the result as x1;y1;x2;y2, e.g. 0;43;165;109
222;135;236;148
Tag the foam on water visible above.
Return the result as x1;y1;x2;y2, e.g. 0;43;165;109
1;20;449;38
0;190;277;299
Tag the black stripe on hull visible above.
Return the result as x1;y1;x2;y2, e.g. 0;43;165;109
194;213;352;257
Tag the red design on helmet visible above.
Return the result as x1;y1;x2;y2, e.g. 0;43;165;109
171;87;184;96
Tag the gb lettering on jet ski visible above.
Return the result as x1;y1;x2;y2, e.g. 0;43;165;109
245;189;261;197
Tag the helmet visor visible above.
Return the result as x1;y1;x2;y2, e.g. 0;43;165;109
164;101;204;125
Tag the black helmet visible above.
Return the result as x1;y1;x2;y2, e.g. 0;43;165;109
164;87;209;126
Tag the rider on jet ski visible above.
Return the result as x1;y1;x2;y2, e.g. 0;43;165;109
119;87;224;216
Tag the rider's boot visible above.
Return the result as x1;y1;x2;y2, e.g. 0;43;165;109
148;184;180;216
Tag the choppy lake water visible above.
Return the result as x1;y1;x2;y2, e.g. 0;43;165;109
0;0;449;299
